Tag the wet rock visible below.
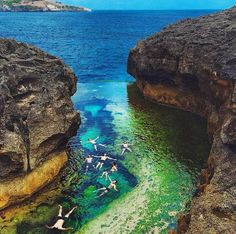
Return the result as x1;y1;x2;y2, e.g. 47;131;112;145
0;39;80;209
128;7;236;233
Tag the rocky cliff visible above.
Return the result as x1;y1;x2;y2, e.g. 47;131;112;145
0;38;80;209
128;7;236;233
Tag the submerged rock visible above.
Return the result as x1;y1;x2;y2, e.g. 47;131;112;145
128;7;236;233
0;39;80;209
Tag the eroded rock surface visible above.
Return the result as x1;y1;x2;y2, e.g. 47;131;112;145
0;39;80;209
128;7;236;233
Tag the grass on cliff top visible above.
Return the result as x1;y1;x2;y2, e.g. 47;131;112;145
1;0;22;6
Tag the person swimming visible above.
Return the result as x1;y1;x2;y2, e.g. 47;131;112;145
87;136;106;151
100;170;110;180
95;177;118;198
100;163;117;180
46;205;77;231
94;153;117;170
110;162;118;172
84;154;95;173
119;141;133;155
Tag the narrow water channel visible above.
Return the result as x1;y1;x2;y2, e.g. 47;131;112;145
1;82;210;234
70;82;210;233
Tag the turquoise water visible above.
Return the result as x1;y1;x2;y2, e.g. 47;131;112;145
70;82;209;233
0;10;213;234
1;82;210;234
0;82;210;234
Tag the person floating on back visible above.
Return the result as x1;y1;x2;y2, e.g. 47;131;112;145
95;177;118;198
94;153;117;170
46;205;77;231
119;141;133;155
87;136;106;151
84;154;95;174
100;162;118;180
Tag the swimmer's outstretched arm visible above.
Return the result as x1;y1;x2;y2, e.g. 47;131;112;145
64;206;77;218
46;225;54;229
107;175;113;182
107;157;117;160
58;204;63;216
94;136;100;141
108;176;112;183
92;155;101;158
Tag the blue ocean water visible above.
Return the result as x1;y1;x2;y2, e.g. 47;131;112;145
0;10;216;82
0;11;213;233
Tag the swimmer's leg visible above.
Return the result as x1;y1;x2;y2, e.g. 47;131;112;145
96;162;100;169
105;173;109;180
94;144;98;151
127;147;132;152
96;190;108;198
85;165;89;174
121;148;126;155
99;163;104;170
101;171;106;178
95;187;106;192
59;227;74;231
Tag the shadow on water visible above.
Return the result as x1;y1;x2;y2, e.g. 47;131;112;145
127;83;211;175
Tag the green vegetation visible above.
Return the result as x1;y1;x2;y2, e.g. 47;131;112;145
0;0;22;6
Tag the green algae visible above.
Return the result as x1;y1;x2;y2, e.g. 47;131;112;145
1;82;210;234
75;83;210;234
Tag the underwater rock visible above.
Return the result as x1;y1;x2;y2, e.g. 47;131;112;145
128;7;236;233
0;38;80;210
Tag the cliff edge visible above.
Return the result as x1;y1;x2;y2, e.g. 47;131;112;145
0;39;80;209
128;7;236;233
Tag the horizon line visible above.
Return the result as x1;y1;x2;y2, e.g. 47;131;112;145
89;9;222;11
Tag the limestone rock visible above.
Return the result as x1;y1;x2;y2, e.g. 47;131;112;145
0;38;80;180
128;7;236;233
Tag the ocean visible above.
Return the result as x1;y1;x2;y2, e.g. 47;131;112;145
0;10;214;234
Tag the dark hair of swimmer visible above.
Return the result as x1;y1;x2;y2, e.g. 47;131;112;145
113;180;117;184
112;162;117;166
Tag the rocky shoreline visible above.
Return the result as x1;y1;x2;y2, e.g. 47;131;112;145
0;0;91;12
128;7;236;233
0;39;80;210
